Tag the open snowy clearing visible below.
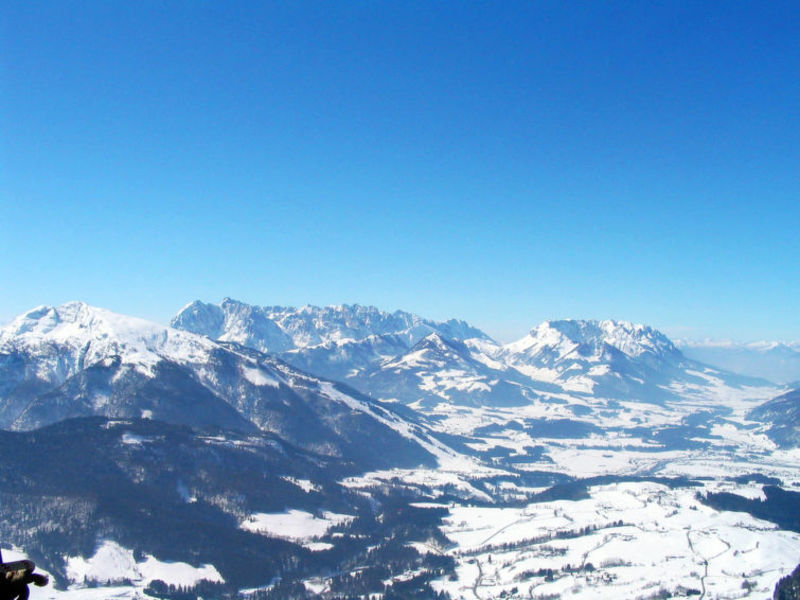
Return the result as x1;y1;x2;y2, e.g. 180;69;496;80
240;509;354;540
1;544;222;600
64;540;223;588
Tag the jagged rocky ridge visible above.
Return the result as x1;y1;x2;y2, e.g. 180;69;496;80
173;298;490;353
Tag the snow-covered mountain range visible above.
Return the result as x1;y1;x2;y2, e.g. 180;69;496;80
0;302;440;469
172;299;770;412
479;318;768;402
172;298;490;353
2;298;798;600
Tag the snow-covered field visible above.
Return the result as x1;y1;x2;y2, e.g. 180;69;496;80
339;383;800;600
240;509;354;541
433;482;800;600
335;435;800;599
65;541;223;588
3;543;223;600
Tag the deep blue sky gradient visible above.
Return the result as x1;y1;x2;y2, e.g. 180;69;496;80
2;2;799;341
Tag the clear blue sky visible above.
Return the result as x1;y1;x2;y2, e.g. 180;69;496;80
2;1;799;342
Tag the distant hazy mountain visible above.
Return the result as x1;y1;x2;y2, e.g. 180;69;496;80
0;302;438;469
676;339;800;384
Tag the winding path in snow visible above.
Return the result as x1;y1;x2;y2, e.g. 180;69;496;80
686;528;732;600
471;559;484;600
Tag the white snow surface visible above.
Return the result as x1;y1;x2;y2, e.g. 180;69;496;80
173;298;492;352
0;302;218;378
64;540;223;587
433;482;800;600
240;509;354;540
281;476;320;493
241;365;280;387
120;432;150;445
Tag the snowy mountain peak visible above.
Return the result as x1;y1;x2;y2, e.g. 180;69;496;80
0;302;216;380
3;301;157;344
2;304;62;337
0;302;444;468
3;301;99;337
413;332;470;355
381;333;479;377
515;319;679;359
492;318;691;397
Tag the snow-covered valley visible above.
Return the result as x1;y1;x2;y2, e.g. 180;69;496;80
437;481;800;600
338;384;800;599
